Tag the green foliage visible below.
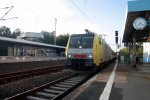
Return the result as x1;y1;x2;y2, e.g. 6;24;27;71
41;31;55;44
11;28;22;38
56;33;69;46
41;31;69;46
119;48;129;56
137;47;143;58
0;26;11;38
119;46;143;59
0;26;22;38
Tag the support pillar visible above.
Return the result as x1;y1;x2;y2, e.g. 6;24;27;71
133;34;136;67
128;43;131;64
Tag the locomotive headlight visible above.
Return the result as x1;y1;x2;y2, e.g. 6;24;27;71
88;54;92;59
68;54;72;58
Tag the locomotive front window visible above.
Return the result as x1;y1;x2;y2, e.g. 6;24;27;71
69;37;81;48
82;36;93;48
69;35;94;48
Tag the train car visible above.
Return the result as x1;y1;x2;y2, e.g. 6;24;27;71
65;29;115;70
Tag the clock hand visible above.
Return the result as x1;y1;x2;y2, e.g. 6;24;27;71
138;23;141;27
138;22;144;28
139;22;144;26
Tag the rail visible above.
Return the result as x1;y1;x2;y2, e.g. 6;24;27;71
4;72;94;100
0;65;64;85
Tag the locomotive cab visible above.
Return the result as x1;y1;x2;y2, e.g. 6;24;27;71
66;33;94;69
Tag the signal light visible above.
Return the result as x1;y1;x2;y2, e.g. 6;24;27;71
115;31;118;36
115;31;118;44
115;37;118;44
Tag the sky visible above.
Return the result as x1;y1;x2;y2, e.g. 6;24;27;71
0;0;128;51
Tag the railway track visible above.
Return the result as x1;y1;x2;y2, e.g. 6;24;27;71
4;73;93;100
0;65;64;85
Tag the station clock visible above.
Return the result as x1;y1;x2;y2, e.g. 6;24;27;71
133;17;147;30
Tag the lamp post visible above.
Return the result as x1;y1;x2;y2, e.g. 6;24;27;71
54;18;57;45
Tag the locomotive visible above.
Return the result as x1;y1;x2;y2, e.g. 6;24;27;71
65;29;116;70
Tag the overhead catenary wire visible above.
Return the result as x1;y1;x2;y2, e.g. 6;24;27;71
70;0;101;34
84;0;96;20
0;6;14;10
70;0;94;25
1;17;18;21
0;6;14;20
11;0;56;32
12;0;54;23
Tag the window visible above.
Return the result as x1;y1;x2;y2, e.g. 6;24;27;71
69;34;94;48
99;37;101;45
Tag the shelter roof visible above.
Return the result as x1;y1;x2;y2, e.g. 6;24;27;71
123;0;150;43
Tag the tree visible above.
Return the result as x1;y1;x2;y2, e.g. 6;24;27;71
41;31;69;46
41;31;54;44
0;26;11;38
11;28;22;38
119;45;143;61
56;33;69;46
119;47;129;56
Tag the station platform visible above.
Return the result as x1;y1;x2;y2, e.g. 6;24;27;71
0;56;65;63
63;62;150;100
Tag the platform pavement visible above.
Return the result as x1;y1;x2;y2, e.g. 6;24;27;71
110;63;150;100
0;56;65;63
63;62;150;100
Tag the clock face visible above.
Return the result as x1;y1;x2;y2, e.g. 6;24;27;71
133;17;147;30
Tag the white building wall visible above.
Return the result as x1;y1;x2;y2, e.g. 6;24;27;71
143;43;150;63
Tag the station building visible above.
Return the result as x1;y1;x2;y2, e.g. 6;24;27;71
0;32;65;57
8;32;44;57
18;32;44;42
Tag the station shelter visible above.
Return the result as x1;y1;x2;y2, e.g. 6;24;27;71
123;0;150;64
8;32;45;57
0;36;65;57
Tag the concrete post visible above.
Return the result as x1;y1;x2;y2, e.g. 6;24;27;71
133;34;136;67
